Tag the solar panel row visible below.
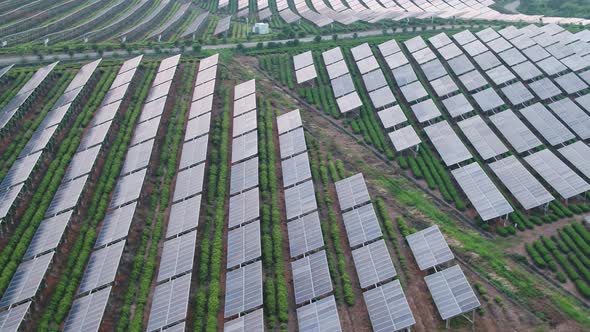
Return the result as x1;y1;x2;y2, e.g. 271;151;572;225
322;47;362;114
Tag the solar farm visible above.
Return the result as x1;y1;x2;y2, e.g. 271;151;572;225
2;1;590;329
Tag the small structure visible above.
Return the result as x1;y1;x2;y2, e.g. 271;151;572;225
252;23;269;35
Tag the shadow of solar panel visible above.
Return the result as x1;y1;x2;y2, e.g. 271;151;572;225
147;273;192;331
157;230;197;282
231;131;258;164
130;116;161;146
451;163;513;221
279;127;307;160
424;265;481;320
424;121;472;167
489;110;542;153
352;240;396;288
229;187;259;229
334;173;370;211
364;280;415;332
227;220;261;269
45;175;88;218
281;152;312;188
519;103;575;146
489;156;554;210
524;149;590;199
388;125;421;152
297;295;341;332
63;286;111;332
172;163;205;203
292;250;333;304
233;110;257;138
377;105;407;129
288;211;324;258
109;168;147;209
458;115;508;160
167;195;201;239
230;157;259;195
24;210;72;260
406;225;454;271
224;261;263;318
78;240;125;294
342;204;382;247
277;109;302;135
0;252;54;309
95;202;137;248
0;301;29;332
285;180;317;220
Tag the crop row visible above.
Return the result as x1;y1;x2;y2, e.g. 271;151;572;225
0;67;114;299
36;63;155;331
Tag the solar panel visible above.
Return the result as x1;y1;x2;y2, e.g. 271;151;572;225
369;86;396;109
292;250;333;304
139;97;167;123
525;149;590;199
172;163;205;203
392;64;417;87
352;240;396;288
438;43;464;61
229;187;260;229
384;52;409;70
119;139;154;176
559;142;590;180
158;230;197;282
24;211;72;260
198;54;219;72
185;112;211;142
0;301;29;332
430;75;459;97
326;60;349;81
193;79;215;101
362;70;388;93
473;51;501;71
501;81;535;106
410;99;440;123
463;40;488;57
548;98;590;140
63;286;111;332
0;183;23;219
336;92;362;113
158;54;181;73
429;33;453;49
224;308;264;332
424;121;472;167
189;94;213;120
179;135;208;170
119;55;143;74
406;225;454;270
78;240;125;294
231;131;258;164
511;61;543;81
412;47;437;65
91;101;122;127
487;37;512;53
230;157;259;195
405;36;428;53
130;116;161;146
546;42;575;60
195;66;217;86
0;252;54;308
214;16;232;35
458;70;487;92
285;180;317;220
528;78;562;100
511;34;537;51
279;127;307;159
224;261;263;318
109;168;147;209
421;59;447;81
294;51;314;70
322;47;344;66
472;88;504;112
341;203;382;247
488;110;541;153
357;56;380;75
277;109;303;135
561;54;590;72
555;72;588;95
145;81;172;104
331;73;356;98
77;120;111;152
378;105;407;129
233;110;257;138
424;265;481;320
448;55;475;76
281;152;312;188
378;39;401;57
497;48;527;67
521;44;550;63
111;69;136;90
153;67;176;87
499;26;522;40
453;30;477;45
486;65;516;86
227;220;261;269
519;103;575;146
400;81;428;103
577;93;590;113
334;173;370;211
44;175;88;217
489;156;554;209
287;211;324;258
40;103;71;130
0;64;14;80
537;56;567;76
477;28;501;43
441;93;473;118
451;163;513;221
364;280;415;332
0;151;41;192
167;195;201;239
147;273;192;331
95;202;136;248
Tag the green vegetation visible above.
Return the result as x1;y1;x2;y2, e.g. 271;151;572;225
517;0;590;19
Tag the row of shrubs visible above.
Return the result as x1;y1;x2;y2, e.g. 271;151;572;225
526;222;590;298
37;64;156;331
0;67;115;300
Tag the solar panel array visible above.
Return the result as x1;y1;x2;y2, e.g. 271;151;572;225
224;308;264;332
146;54;219;331
322;47;362;114
223;79;264;321
297;295;341;331
65;55;180;330
425;265;481;320
63;286;111;332
351;43;396;109
0;60;100;223
292;250;333;304
0;301;29;331
558;142;590;180
0;62;58;132
406;225;454;271
352;240;397;289
364;280;415;332
293;51;318;84
214;16;231;35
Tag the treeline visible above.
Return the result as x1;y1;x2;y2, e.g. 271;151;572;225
306;134;355;305
193;83;230;332
36;63;156;331
258;99;289;328
0;67;115;301
526;222;590;298
258;53;295;90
